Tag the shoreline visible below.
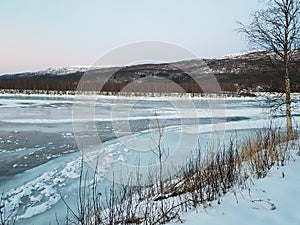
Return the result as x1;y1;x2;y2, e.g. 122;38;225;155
1;89;298;100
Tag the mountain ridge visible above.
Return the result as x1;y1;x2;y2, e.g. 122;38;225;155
1;50;299;92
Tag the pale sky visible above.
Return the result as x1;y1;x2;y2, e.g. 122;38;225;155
0;0;260;74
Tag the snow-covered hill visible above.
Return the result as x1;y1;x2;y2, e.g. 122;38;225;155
0;50;299;92
35;66;90;76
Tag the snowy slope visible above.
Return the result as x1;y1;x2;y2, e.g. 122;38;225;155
168;151;300;225
214;50;265;60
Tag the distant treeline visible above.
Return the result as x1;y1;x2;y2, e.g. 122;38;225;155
1;73;300;93
0;71;236;93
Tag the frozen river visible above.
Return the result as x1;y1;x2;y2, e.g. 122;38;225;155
0;94;297;224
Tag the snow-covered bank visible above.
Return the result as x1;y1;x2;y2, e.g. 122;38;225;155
0;89;244;99
0;89;300;98
168;150;300;225
1;89;300;101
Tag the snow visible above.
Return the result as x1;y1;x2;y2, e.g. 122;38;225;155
168;151;300;225
0;65;119;77
18;194;60;219
34;66;92;76
60;160;81;179
0;94;300;224
1;156;82;221
214;50;267;60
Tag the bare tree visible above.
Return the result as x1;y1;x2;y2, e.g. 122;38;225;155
238;0;300;139
151;112;168;196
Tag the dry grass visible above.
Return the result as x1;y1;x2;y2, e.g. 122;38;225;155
241;127;290;178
